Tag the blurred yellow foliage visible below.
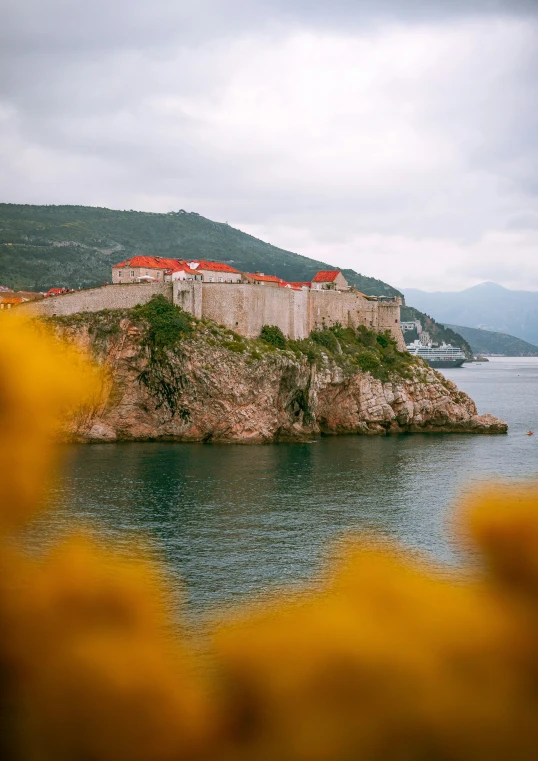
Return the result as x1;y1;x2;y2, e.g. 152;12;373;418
2;314;538;760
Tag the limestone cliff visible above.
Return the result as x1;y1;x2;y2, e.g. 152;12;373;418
53;306;507;442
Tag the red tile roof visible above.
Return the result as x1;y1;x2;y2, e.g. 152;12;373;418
191;260;241;273
46;288;66;296
113;256;183;270
113;257;241;274
312;270;341;283
246;273;282;283
278;280;311;290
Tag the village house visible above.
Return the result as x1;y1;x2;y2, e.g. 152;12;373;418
173;260;242;283
112;256;242;284
311;270;349;291
243;273;282;287
112;256;185;283
0;295;25;309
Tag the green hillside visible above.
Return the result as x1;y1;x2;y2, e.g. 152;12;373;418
445;324;538;357
400;306;473;359
0;204;400;296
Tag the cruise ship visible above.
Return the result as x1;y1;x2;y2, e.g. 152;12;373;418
406;340;466;368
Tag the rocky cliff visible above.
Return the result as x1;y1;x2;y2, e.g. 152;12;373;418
51;302;507;443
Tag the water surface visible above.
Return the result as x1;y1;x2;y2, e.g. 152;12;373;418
43;357;538;615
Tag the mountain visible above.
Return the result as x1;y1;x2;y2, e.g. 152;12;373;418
402;282;538;346
445;324;538;357
0;203;400;296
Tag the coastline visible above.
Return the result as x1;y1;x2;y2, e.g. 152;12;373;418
55;313;507;444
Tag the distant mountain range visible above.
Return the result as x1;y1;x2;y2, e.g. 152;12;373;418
402;282;538;346
445;324;538;357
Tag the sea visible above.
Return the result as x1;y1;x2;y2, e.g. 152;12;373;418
40;357;538;617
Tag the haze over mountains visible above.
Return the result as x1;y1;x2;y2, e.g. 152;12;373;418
402;283;538;346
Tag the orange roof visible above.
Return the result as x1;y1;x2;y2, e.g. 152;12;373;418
246;273;282;283
1;296;24;305
165;261;199;275
278;280;311;290
192;260;241;274
113;256;183;270
312;270;341;283
46;288;65;295
113;256;241;274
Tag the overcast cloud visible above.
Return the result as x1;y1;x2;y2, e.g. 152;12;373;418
1;0;538;290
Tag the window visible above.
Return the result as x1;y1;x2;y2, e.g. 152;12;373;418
118;271;122;277
130;270;134;277
209;276;214;282
218;276;223;282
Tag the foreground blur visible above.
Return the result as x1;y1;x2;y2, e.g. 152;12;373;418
1;316;538;761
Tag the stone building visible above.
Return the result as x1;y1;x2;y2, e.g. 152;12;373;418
111;256;242;284
243;273;282;287
311;270;348;290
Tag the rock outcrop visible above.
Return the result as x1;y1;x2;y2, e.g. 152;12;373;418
59;316;507;443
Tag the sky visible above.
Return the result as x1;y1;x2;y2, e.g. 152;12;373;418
1;0;538;291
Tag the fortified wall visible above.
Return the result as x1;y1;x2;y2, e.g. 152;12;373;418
175;282;404;349
18;283;171;317
18;281;404;350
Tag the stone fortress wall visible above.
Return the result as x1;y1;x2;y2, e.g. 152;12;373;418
19;281;404;350
175;281;405;349
19;283;171;317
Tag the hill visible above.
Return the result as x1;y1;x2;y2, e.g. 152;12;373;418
400;306;473;359
402;282;538;346
0;203;474;356
445;324;538;357
0;203;400;296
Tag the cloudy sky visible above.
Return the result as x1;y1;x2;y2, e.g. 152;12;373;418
1;1;538;291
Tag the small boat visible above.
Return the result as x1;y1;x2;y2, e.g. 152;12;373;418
526;431;534;436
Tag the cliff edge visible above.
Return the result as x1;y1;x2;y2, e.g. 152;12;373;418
51;298;507;443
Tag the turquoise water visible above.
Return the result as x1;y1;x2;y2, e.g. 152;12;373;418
43;358;538;615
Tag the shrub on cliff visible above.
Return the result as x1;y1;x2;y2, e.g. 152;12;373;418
310;329;340;354
260;324;287;349
132;295;192;350
132;296;193;419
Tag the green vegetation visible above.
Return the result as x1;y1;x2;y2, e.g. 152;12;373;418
131;297;193;419
132;295;193;351
260;325;287;349
0;203;401;296
444;324;538;357
400;305;473;359
260;323;418;381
